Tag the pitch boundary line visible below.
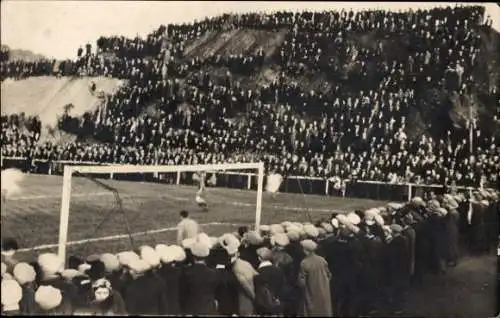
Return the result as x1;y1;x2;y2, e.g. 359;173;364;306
15;222;236;253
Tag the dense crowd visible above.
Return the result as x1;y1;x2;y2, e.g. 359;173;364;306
1;189;498;316
1;5;499;188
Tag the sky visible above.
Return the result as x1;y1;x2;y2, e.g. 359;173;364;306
1;1;499;60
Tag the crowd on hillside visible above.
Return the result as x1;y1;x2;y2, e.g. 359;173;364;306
1;5;499;189
1;190;498;316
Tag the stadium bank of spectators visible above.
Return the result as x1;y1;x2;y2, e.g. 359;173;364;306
1;5;498;188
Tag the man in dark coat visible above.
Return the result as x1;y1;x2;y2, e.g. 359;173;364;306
212;245;239;315
254;247;285;315
156;245;185;315
383;224;411;314
182;241;221;315
123;259;168;315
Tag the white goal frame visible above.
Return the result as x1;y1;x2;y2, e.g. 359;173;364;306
57;162;265;261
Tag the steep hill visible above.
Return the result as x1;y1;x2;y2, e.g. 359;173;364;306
1;76;126;140
1;45;48;62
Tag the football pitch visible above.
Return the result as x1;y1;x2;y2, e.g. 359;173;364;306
1;174;387;260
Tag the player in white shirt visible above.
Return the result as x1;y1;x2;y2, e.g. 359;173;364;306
194;172;209;212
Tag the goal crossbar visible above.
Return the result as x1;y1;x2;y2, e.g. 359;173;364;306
57;162;265;261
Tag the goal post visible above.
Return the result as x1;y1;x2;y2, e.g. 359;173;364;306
57;162;265;261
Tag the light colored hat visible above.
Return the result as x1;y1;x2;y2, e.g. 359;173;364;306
436;207;448;217
321;222;334;233
197;233;213;249
100;253;120;273
116;251;140;267
128;259;151;274
345;222;360;234
374;214;385;226
285;224;301;233
256;247;273;261
303;224;319;238
387;202;404;210
155;244;173;263
428;200;440;211
444;197;459;210
317;227;327;237
2;279;23;312
411;197;425;206
281;221;293;229
37;253;64;275
286;230;300;241
219;233;241;250
170;245;187;263
190;241;210;258
292;222;304;231
331;218;339;228
347;212;361;225
300;239;318;252
269;224;285;235
389;224;404;233
181;238;196;249
271;233;290;247
244;231;264;245
77;263;91;274
140;246;161;268
60;269;83;280
259;225;270;233
13;262;36;285
336;214;349;225
35;285;62;311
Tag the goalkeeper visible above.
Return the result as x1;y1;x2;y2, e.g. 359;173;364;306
193;172;216;212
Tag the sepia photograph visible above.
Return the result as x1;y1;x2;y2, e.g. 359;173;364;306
0;1;499;316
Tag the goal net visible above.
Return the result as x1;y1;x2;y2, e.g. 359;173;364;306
54;162;265;261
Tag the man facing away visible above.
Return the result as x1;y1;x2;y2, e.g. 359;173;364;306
176;210;200;245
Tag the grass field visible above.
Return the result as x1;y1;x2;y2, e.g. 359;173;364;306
1;173;387;259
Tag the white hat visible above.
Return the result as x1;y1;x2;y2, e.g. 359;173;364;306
100;253;121;273
37;253;64;275
128;259;151;274
181;238;196;250
197;233;213;249
412;197;425;206
374;214;385;226
286;229;300;241
330;218;339;228
259;225;270;233
35;285;62;311
347;212;361;225
13;262;36;285
116;251;140;267
155;244;174;264
269;224;285;235
1;278;23;312
60;269;83;280
303;224;319;238
140;246;161;268
387;202;404;210
170;245;187;263
77;263;91;275
190;241;210;258
271;233;290;247
300;239;318;252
